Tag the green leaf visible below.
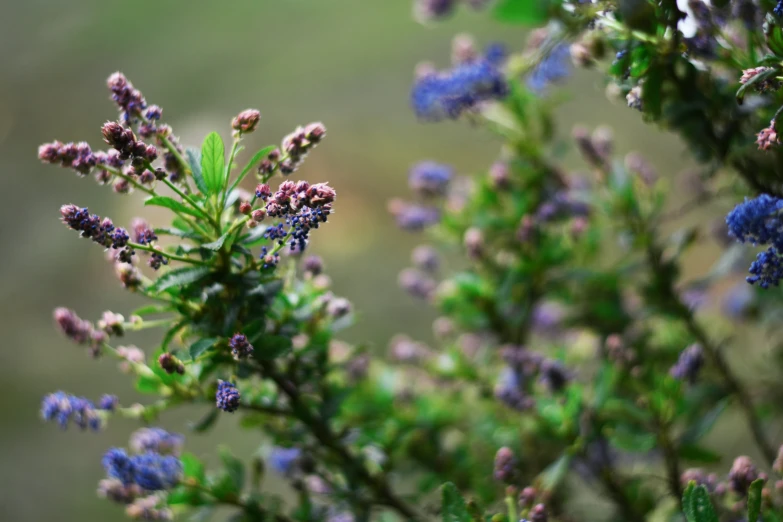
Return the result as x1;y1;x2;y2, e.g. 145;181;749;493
441;482;471;522
182;452;206;484
189;408;219;433
236;145;277;185
148;266;211;293
132;304;172;317
219;446;245;492
748;478;764;522
201;132;226;196
685;484;718;522
202;232;230;251
680;399;728;444
253;335;293;360
145;196;205;218
683;481;697;522
240;225;269;247
190;337;218;360
540;454;572;492
609;425;657;452
154;227;203;240
493;0;550;26
136;374;163;394
186;147;208;195
678;443;722;464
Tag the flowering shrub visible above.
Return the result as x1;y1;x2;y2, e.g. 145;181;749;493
35;1;783;521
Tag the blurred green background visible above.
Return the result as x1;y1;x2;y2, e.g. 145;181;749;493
0;1;698;520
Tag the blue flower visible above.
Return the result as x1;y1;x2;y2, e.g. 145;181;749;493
748;247;783;288
268;447;302;475
102;448;182;491
216;380;241;412
411;47;508;121
130;427;184;456
526;43;571;94
726;194;783;246
41;391;102;430
670;344;704;383
103;448;135;485
131;452;182;491
408;161;453;198
393;204;441;231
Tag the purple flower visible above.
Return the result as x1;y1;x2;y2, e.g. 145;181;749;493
130;428;184;456
526;43;571;94
216;380;241;413
229;333;254;360
102;447;182;491
669;344;704;384
41;392;102;430
411;46;507;121
408;161;453;198
268;447;302;474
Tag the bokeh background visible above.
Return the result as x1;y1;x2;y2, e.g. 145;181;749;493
0;1;701;521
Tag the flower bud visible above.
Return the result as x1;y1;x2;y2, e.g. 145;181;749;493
231;109;261;134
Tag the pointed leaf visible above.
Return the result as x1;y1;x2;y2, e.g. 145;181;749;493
182;452;206;484
201;132;225;196
236;145;277;185
187;147;208;195
683;481;697;522
190;337;218;360
148;266;211;293
145;196;206;218
691;485;718;522
155;227;204;240
189;408;219;433
202;233;230;251
219;446;245;492
748;478;764;522
442;482;471;522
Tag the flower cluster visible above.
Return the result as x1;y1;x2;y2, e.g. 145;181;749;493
229;333;254;359
103;447;181;491
526;43;572;93
411;41;507;121
670;344;704;383
216;380;240;413
413;0;489;23
726;194;783;286
41;392;116;430
60;204;132;254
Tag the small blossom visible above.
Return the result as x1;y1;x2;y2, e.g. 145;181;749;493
493;447;517;483
115;263;143;290
41;392;103;430
408;161;452;198
747;247;783;288
411;245;439;273
158;353;185;374
303;255;324;276
463;227;484;260
216;380;240;412
129;428;184;456
539;359;570;392
231;109;261;134
398;268;436;299
327;297;353;318
98;311;125;336
229;333;254;359
125;496;173;521
527;43;571;94
757;122;780;150
388;200;440;230
626;86;643;111
117;345;145;373
414;0;456;22
97;478;141;504
98;395;120;411
530;503;548;522
729;456;759;495
268;447;302;475
54;307;94;344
